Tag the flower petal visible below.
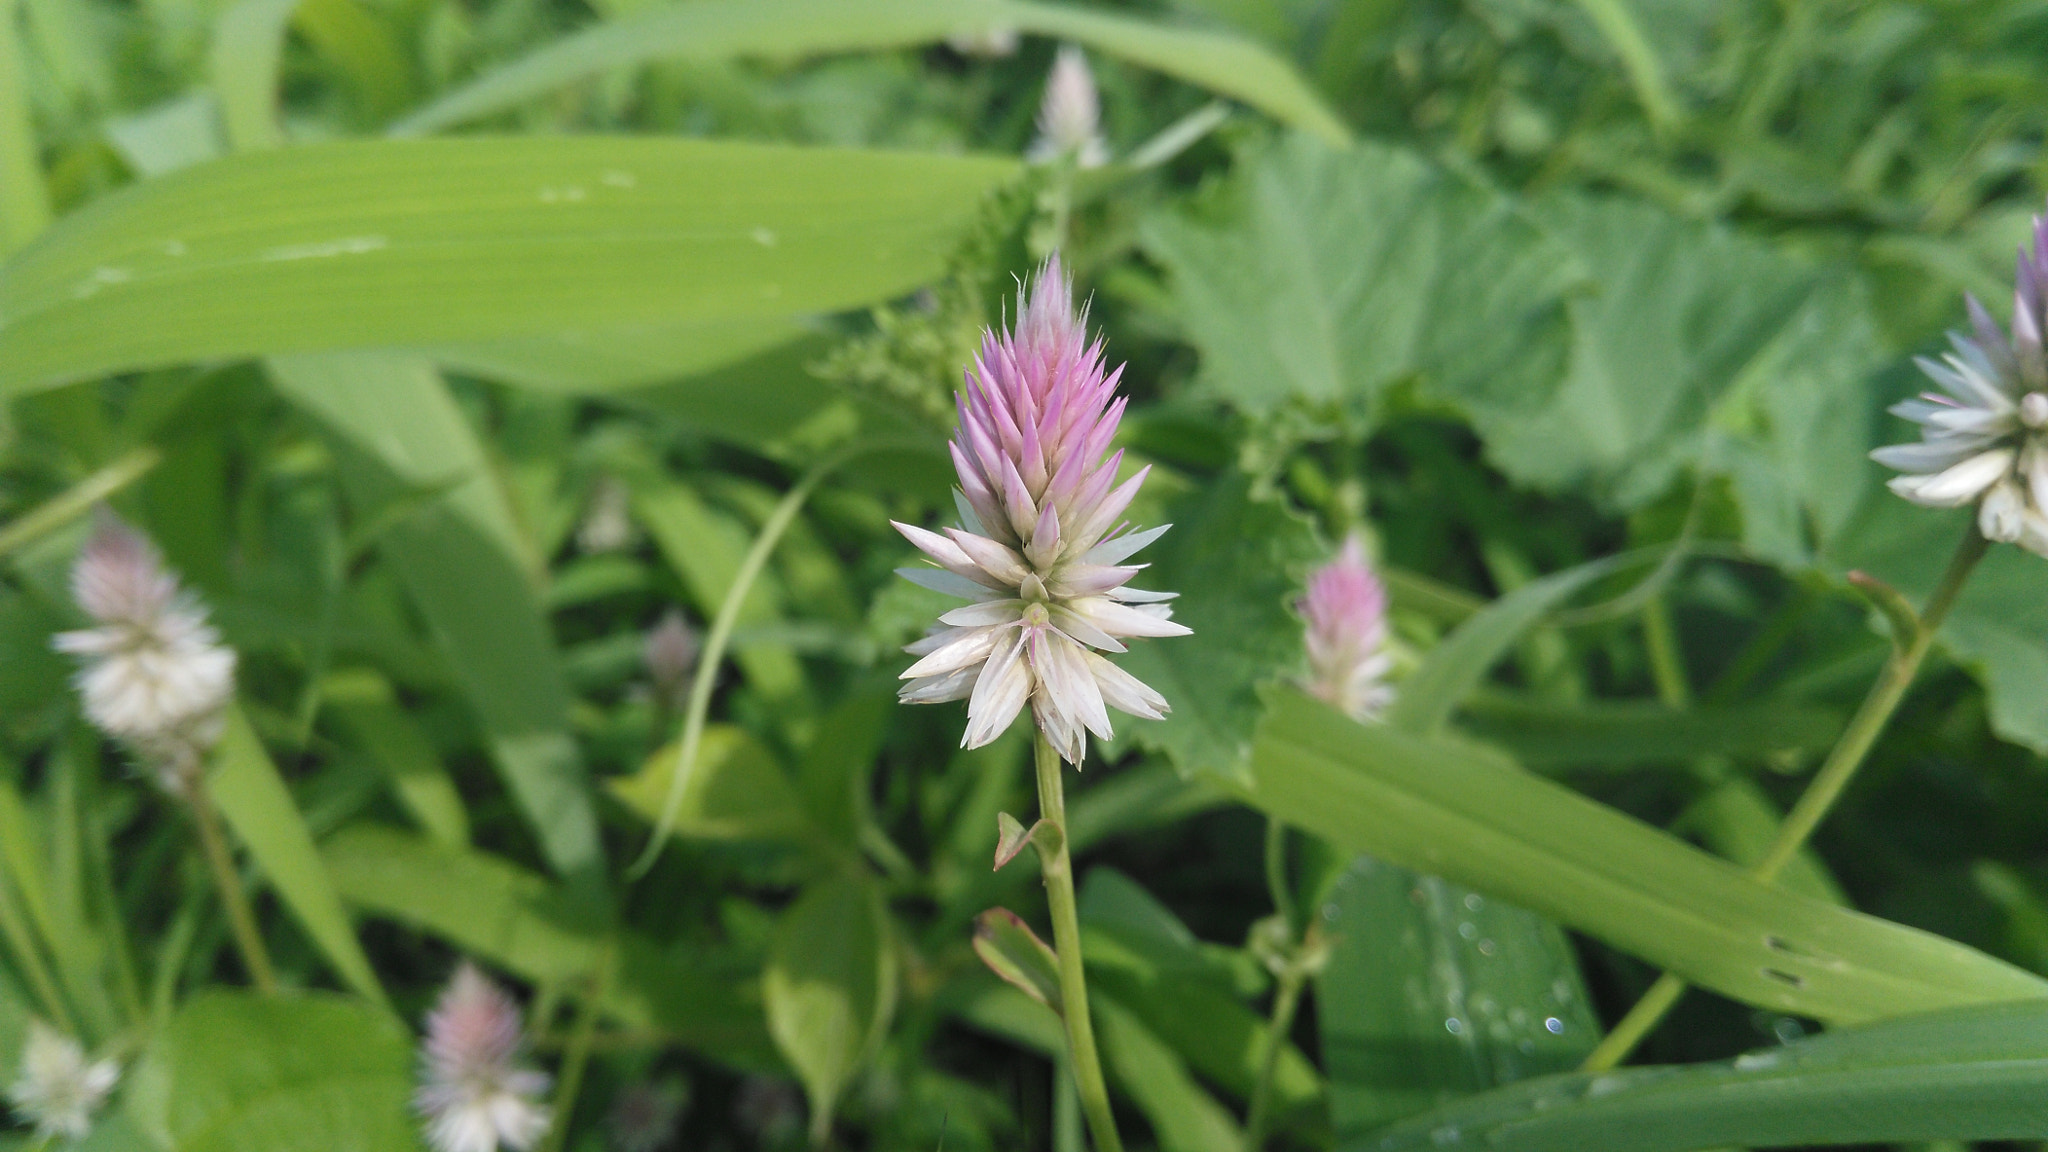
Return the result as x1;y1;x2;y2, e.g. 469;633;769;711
1084;652;1169;720
963;631;1032;748
1065;596;1194;639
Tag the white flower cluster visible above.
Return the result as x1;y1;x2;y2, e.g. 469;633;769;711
52;514;236;794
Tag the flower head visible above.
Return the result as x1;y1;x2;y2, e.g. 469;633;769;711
642;609;699;711
1299;534;1394;722
1026;47;1109;169
6;1021;119;1142
892;255;1188;765
415;963;552;1152
1873;208;2048;555
52;514;236;794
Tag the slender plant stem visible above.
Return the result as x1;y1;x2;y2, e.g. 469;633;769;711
1641;594;1690;708
1244;966;1306;1151
0;447;162;561
627;439;922;878
1582;528;1990;1071
1262;817;1293;934
187;780;277;994
540;939;613;1152
1033;733;1123;1152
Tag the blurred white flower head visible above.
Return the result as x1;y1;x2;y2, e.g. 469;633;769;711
892;255;1188;766
576;476;637;554
5;1021;119;1143
52;513;236;794
1873;209;2048;556
415;963;552;1152
1027;46;1109;169
642;609;699;711
1299;533;1395;722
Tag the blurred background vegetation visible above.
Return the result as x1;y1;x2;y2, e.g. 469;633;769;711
7;0;2048;1149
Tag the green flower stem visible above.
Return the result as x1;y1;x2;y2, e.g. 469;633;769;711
1583;527;1991;1072
0;446;162;561
188;779;278;995
1034;733;1124;1152
540;938;614;1152
1262;817;1294;935
1244;962;1306;1151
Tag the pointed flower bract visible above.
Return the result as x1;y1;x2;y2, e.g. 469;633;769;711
1299;534;1394;722
415;963;552;1152
52;513;237;795
1873;206;2048;556
892;255;1188;765
5;1021;119;1143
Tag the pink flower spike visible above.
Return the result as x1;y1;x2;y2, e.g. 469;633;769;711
1300;533;1396;722
894;255;1186;765
415;963;552;1152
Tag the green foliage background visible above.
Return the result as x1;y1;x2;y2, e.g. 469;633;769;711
6;0;2048;1148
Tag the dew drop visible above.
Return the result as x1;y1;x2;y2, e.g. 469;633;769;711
1543;1016;1564;1034
1463;893;1484;911
1458;921;1478;940
1444;1017;1465;1035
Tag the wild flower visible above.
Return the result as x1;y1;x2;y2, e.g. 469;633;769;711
5;1021;119;1143
642;609;699;711
1873;210;2048;555
1027;47;1109;169
892;255;1188;765
576;477;637;554
52;513;236;794
415;963;552;1152
1299;534;1395;722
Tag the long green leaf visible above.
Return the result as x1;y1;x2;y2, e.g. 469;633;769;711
208;708;388;1009
1317;858;1596;1139
268;351;604;883
1388;555;1633;735
323;823;777;1067
1458;695;1844;769
0;137;1018;396
389;0;1349;145
1241;689;2048;1024
1362;1002;2048;1151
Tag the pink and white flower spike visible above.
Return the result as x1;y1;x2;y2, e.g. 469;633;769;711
891;255;1188;766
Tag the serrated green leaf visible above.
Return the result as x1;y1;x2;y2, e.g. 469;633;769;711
209;708;388;1009
764;874;896;1144
390;0;1348;145
1362;1002;2048;1152
1114;472;1321;779
1482;194;1826;507
1241;688;2048;1023
0;137;1018;396
1316;858;1596;1139
1142;134;1581;417
123;991;419;1152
